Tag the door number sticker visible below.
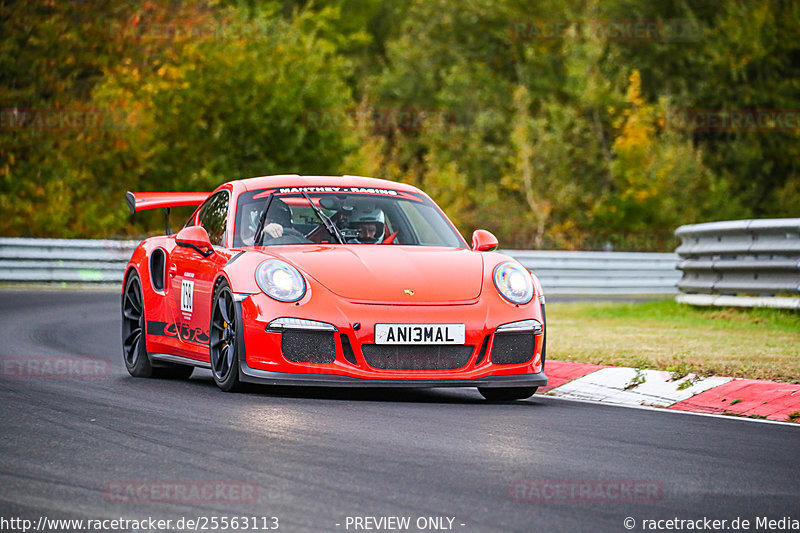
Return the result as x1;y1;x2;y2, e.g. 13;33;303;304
181;280;194;313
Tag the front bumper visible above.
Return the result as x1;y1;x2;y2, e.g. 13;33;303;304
235;291;547;386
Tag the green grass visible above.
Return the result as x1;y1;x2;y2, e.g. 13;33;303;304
546;300;800;383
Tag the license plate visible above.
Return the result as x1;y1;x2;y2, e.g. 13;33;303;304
374;324;465;345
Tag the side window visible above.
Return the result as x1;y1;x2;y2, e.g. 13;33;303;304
197;191;229;247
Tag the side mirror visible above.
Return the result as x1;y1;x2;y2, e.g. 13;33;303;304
471;229;499;252
176;226;214;257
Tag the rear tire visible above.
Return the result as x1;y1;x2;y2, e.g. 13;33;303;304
210;280;243;392
122;271;194;380
478;386;538;402
122;272;155;378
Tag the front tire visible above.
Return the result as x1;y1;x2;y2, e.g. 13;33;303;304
210;280;243;392
478;386;538;402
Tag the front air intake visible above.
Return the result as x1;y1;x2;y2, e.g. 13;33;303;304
340;333;358;365
361;345;473;370
281;331;336;364
490;333;534;365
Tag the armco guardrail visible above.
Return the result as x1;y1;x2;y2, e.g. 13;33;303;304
674;218;800;309
0;238;681;295
0;238;138;284
505;250;680;295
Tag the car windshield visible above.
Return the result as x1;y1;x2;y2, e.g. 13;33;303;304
233;188;467;248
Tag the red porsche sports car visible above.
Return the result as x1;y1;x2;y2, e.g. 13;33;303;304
122;175;547;400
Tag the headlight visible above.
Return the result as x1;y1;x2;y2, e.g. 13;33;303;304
256;260;306;302
493;262;534;305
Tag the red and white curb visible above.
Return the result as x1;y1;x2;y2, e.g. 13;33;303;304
542;361;800;423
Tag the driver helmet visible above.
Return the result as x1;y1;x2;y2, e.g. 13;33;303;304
346;208;385;244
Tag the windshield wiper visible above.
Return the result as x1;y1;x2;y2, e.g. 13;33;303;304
253;193;274;246
301;191;344;244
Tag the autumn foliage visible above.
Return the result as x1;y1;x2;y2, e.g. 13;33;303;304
2;0;798;249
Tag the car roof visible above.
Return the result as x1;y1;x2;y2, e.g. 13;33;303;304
236;174;425;195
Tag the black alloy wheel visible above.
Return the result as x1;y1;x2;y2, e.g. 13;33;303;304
122;271;194;379
122;272;155;377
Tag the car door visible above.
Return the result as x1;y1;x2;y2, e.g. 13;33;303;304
168;190;233;361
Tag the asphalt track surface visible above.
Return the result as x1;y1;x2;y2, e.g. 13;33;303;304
0;290;798;533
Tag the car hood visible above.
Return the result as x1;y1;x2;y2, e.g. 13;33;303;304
270;246;484;303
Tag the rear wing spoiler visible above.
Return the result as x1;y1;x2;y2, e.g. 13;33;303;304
125;191;209;214
126;191;210;234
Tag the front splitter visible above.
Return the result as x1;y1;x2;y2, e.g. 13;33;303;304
238;362;547;389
